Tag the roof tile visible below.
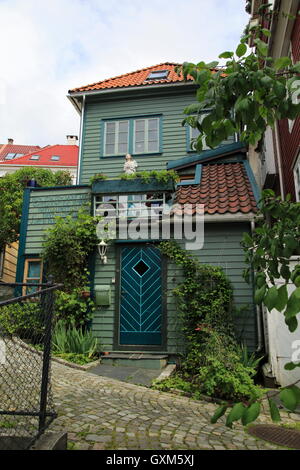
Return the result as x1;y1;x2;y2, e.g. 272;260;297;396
175;162;257;215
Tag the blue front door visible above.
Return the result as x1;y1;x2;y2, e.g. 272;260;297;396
120;246;162;346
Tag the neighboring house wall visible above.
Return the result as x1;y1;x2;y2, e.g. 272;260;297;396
0;242;18;283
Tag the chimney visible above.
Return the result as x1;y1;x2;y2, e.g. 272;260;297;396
66;135;78;145
8;138;13;144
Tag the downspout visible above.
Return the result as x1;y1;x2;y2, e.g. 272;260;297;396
251;219;264;352
274;121;285;198
76;95;85;185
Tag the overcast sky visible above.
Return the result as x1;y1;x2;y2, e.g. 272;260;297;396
0;0;248;147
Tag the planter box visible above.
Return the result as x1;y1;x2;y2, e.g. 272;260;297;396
92;178;175;195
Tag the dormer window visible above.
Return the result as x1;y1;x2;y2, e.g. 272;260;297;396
30;155;40;160
145;70;169;81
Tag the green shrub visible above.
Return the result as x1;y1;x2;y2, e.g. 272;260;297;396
52;320;100;357
54;288;95;328
0;302;44;339
159;241;263;402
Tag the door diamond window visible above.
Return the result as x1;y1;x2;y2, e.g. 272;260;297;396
133;260;150;276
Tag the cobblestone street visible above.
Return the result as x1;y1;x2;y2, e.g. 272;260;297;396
49;362;300;450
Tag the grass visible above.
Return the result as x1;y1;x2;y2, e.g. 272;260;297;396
53;352;98;365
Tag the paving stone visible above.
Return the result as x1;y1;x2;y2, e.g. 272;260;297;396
48;362;300;451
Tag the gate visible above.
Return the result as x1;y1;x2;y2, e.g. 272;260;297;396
0;278;60;450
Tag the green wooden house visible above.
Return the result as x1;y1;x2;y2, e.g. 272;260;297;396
16;63;260;358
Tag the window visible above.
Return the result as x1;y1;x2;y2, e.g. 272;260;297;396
23;259;43;295
94;193;168;219
188;113;210;151
294;152;300;202
5;153;16;160
134;118;159;154
30;155;40;161
145;70;169;81
103;116;161;156
104;120;129;156
14;153;24;158
51;155;60;161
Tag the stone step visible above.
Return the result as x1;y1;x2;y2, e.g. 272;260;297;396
100;353;168;370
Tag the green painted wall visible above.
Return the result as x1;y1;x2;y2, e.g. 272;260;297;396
25;187;91;254
79;89;234;183
92;222;256;353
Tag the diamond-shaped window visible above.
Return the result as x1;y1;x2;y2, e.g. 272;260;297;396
133;260;149;276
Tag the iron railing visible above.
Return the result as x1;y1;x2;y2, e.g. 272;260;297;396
0;279;61;450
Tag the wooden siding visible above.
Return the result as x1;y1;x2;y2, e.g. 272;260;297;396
25;187;91;254
79;91;234;184
277;14;300;201
1;242;18;283
92;222;256;353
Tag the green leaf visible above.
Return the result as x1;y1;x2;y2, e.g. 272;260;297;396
274;285;288;312
284;287;300;319
219;51;233;59
280;264;290;281
279;388;298;411
211;404;228;424
255;39;268;57
242;402;261;426
274;57;292;70
254;285;267;305
264;286;278;311
284;361;298;371
236;43;247;58
285;316;298;333
268;399;281;422
225;403;246;428
289;386;300;405
261;28;271;37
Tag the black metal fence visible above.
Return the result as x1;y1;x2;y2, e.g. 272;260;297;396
0;279;60;450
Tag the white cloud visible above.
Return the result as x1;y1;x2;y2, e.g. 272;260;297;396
0;0;248;146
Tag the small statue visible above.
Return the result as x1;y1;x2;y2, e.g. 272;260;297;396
123;153;138;174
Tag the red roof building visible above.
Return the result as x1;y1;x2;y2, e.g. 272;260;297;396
0;143;79;183
69;62;190;93
0;140;40;162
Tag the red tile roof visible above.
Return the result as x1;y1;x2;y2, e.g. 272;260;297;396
175;162;257;215
0;144;78;167
69;62;193;93
0;144;40;162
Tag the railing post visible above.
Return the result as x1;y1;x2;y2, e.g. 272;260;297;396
38;276;55;434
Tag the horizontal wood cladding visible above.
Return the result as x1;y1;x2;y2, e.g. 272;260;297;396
92;222;256;353
25;187;91;254
291;15;300;62
1;242;18;283
278;117;300;200
80;92;196;183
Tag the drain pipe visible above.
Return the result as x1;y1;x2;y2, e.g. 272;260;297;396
251;219;264;353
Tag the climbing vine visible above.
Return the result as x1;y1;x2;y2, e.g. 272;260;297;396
158;241;262;402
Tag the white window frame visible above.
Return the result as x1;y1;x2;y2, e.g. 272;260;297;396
133;117;159;154
293;151;300;202
189;113;210;151
104;120;129;156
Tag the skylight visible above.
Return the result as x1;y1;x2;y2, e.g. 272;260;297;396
14;153;24;158
5;153;17;160
30;155;40;160
51;156;60;161
145;70;169;81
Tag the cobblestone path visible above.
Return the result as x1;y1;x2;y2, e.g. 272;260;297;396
49;362;300;450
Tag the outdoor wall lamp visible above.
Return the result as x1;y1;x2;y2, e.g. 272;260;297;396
98;240;108;264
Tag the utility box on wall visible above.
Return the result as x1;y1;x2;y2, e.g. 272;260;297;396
95;285;111;306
